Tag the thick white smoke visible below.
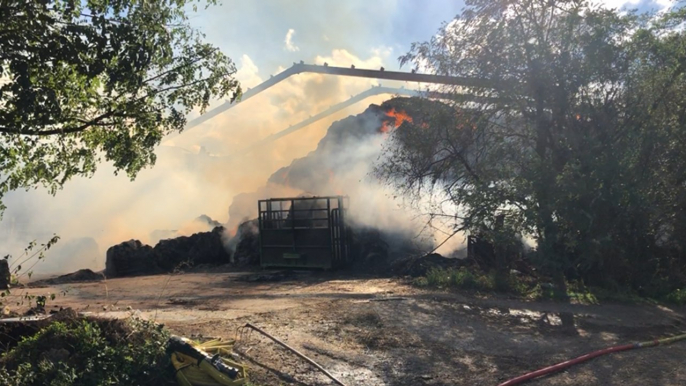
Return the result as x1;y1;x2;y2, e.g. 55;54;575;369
222;100;466;259
0;48;429;276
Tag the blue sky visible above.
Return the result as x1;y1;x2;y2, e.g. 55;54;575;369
191;0;466;76
189;0;674;79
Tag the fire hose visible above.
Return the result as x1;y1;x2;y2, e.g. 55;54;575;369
498;332;686;386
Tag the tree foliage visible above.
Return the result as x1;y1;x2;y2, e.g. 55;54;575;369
378;0;686;294
0;0;240;211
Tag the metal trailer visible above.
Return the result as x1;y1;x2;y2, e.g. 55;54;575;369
258;196;349;269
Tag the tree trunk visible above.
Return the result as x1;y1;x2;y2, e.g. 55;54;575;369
553;270;569;301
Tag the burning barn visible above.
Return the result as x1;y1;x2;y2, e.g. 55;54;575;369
258;196;350;269
223;98;449;269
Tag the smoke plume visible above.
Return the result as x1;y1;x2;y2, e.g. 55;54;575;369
0;48;424;275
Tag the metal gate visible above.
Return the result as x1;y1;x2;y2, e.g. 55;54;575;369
258;196;349;269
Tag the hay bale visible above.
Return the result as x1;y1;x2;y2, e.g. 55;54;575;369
153;226;230;271
105;240;158;278
105;227;232;278
43;269;104;285
231;220;259;266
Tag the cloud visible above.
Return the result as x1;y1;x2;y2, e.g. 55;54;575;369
235;54;262;88
284;28;299;52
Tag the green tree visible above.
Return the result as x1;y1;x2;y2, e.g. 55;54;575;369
377;0;686;295
0;0;240;211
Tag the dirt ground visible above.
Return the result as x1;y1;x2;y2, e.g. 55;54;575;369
13;270;686;386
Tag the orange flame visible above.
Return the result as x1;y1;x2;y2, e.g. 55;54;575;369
381;108;413;133
228;225;239;238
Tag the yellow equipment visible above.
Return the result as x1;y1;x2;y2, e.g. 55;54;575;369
167;336;247;386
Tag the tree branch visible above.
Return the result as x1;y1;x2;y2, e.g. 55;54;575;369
143;48;219;84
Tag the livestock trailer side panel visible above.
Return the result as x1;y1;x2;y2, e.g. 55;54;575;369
258;196;349;269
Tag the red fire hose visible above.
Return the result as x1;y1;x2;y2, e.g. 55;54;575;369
498;333;686;386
